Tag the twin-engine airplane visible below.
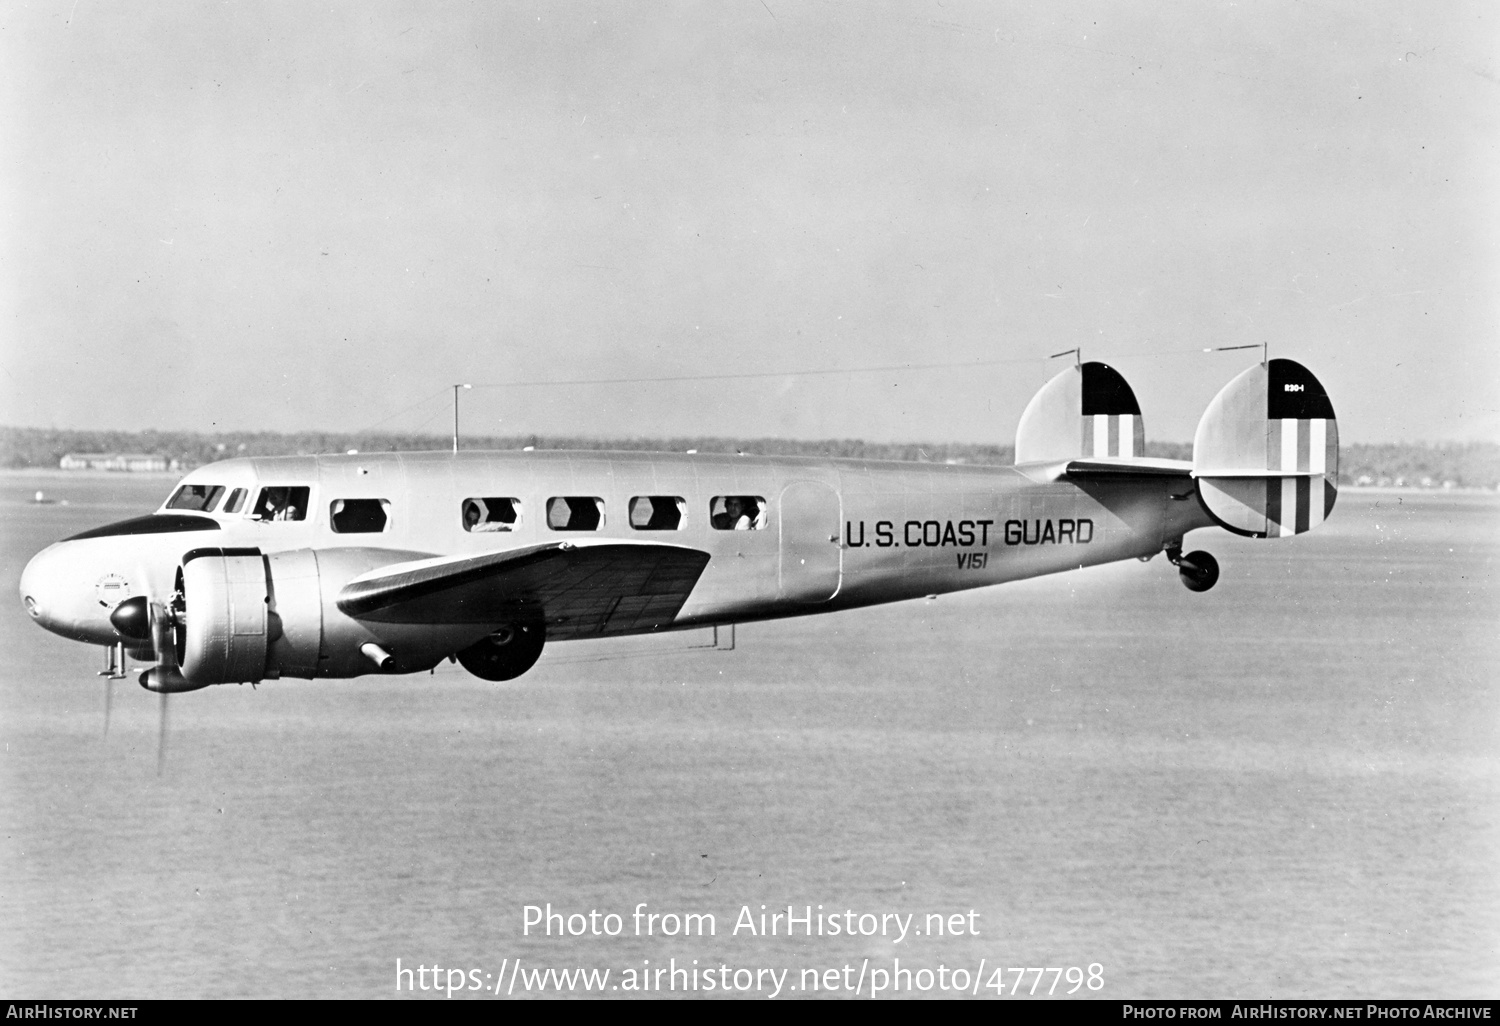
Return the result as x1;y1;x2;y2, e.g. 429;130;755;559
20;359;1338;692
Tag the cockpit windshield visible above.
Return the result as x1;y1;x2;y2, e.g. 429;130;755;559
165;484;226;512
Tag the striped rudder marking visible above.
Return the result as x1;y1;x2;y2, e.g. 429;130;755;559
1262;416;1337;535
1193;358;1339;539
1078;363;1143;458
1081;413;1140;457
1265;474;1325;537
1266;417;1334;475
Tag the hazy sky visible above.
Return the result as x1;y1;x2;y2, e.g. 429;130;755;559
2;1;1495;444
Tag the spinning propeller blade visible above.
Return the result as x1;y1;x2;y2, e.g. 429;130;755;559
157;689;170;777
146;580;184;774
112;569;188;771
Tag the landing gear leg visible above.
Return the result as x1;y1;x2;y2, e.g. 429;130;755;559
1165;542;1219;593
99;642;126;738
98;641;128;681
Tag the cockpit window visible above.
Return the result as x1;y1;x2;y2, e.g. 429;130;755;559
166;484;225;512
546;496;604;531
331;498;389;533
251;486;310;522
223;488;247;514
463;497;521;532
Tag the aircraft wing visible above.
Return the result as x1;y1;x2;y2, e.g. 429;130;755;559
337;541;712;640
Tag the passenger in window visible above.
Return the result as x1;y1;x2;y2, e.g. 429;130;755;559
713;496;755;531
464;499;512;532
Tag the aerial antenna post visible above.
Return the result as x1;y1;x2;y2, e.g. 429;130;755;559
1206;343;1265;364
452;383;472;453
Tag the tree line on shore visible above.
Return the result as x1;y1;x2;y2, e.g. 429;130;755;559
2;426;1497;489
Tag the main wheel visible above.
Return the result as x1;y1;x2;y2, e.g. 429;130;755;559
456;622;546;681
1177;550;1220;593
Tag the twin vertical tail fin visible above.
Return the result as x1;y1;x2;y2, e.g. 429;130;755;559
1193;359;1339;538
1013;355;1340;538
1015;362;1145;463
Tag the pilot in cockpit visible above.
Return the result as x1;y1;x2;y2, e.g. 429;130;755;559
253;487;304;522
257;489;285;521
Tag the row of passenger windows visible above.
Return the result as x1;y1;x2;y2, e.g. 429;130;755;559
468;494;768;533
166;483;767;534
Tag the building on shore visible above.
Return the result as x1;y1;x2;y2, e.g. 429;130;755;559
58;453;177;472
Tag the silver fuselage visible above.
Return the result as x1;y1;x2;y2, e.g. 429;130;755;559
20;450;1215;666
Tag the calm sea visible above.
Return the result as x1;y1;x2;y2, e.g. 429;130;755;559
1;470;1496;998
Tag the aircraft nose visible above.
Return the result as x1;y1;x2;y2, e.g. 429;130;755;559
20;543;68;634
18;542;124;644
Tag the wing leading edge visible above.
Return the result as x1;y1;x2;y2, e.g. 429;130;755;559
337;541;712;641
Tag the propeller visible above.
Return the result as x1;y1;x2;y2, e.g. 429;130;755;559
148;588;178;775
108;568;187;773
105;600;151;742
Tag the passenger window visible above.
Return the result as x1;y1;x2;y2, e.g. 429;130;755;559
223;488;247;514
629;496;685;531
331;498;389;534
710;495;766;531
251;486;310;522
463;497;521;533
166;484;225;512
546;496;604;531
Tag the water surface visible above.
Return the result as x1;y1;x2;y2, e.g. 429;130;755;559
2;472;1495;997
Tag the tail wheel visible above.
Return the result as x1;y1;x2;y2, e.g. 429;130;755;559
456;622;546;681
1177;550;1220;593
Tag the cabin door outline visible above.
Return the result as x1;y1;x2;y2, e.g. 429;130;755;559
777;481;842;602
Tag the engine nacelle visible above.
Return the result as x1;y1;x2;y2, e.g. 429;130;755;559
176;546;482;685
180;549;270;685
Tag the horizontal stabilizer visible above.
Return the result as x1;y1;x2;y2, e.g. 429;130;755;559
338;540;712;640
1061;457;1192;477
1015;362;1145;463
1193;359;1339;538
1018;456;1193;483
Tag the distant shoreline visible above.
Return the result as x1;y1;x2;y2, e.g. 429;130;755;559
1345;484;1498;496
4;426;1498;489
3;466;1495;497
2;467;180;480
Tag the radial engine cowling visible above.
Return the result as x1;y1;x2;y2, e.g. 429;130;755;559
179;549;272;685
